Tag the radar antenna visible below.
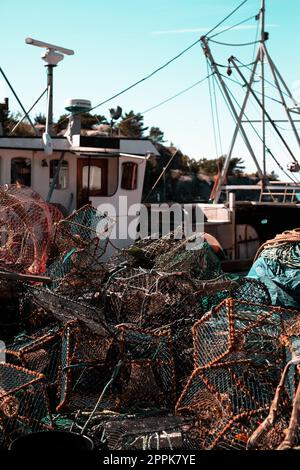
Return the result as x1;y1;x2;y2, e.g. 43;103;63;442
25;38;74;153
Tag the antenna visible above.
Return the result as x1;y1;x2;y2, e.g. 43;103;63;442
25;37;75;150
25;38;74;56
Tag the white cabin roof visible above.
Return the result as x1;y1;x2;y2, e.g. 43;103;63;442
0;135;160;157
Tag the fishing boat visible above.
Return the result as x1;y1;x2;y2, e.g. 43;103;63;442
0;0;299;267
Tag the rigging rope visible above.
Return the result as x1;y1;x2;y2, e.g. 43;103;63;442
59;0;251;123
205;0;249;38
207;61;298;185
115;73;213;127
209;38;260;47
214;59;256;69
212;68;224;156
207;60;220;158
58;39;201;124
207;14;256;40
221;74;300;180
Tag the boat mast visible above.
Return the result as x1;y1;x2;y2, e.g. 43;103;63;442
201;37;264;183
260;0;266;181
207;0;300;203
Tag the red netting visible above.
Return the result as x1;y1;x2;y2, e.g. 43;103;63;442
0;184;62;274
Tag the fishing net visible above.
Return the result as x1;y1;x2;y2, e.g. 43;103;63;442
0;364;52;447
175;299;300;449
0;184;62;274
254;228;300;267
249;228;300;309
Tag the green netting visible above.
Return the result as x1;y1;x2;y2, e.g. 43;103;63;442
154;240;223;280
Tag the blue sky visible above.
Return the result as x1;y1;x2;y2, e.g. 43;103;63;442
1;0;300;178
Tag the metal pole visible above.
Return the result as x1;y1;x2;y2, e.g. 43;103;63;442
230;57;298;163
201;37;264;198
46;65;54;136
0;66;37;135
263;44;300;149
143;149;179;203
87;154;91;202
46;151;65;202
260;0;266;179
212;49;261;203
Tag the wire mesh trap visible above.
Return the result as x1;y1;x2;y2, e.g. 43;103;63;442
105;268;199;326
25;286;112;338
55;322;176;415
175;299;300;450
6;325;63;396
56;320;117;413
246;314;300;450
154;240;223;280
52;204;114;257
0;184;298;450
46;205;114;299
116;325;176;411
0;363;52;447
0;184;62;274
104;228;186;271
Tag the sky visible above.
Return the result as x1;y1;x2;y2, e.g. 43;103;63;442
0;0;300;179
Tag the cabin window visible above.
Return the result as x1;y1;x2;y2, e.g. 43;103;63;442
121;162;138;190
50;160;69;189
11;158;31;186
82;165;102;190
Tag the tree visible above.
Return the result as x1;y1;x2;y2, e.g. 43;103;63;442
197;156;245;176
34;113;46;125
117;111;148;138
2;111;34;136
80;113;108;129
148;126;165;143
54;113;69;133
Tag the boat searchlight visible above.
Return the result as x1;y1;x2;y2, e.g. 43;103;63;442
25;38;74;154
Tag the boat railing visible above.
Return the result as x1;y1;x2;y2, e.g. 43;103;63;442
221;183;300;204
